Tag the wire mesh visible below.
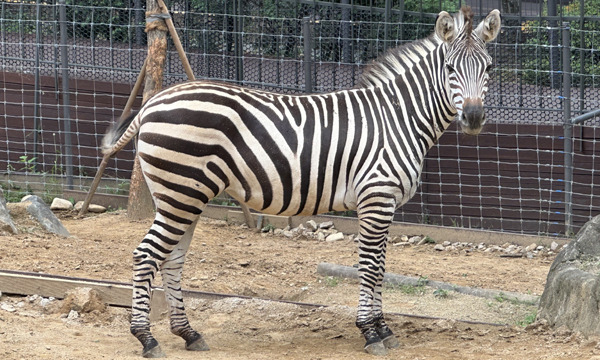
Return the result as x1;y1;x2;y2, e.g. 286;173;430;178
1;0;600;237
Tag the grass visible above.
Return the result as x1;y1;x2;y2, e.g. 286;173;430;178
516;310;537;327
384;276;429;296
322;276;341;287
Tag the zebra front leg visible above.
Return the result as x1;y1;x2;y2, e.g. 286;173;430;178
355;196;397;355
160;218;209;352
371;238;400;349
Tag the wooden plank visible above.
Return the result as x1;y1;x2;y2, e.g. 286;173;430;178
0;270;168;321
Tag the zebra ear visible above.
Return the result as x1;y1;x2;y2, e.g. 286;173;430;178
475;9;501;43
435;11;456;44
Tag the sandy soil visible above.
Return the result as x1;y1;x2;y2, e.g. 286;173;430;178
1;210;600;360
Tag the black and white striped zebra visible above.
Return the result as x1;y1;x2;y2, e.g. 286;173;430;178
101;7;501;357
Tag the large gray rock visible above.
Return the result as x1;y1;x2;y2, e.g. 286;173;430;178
20;195;70;237
0;188;18;234
538;215;600;335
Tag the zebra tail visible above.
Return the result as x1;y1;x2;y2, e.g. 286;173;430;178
101;110;141;156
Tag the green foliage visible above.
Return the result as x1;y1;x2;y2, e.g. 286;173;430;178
322;276;340;287
521;0;600;86
516;310;537;327
433;288;449;298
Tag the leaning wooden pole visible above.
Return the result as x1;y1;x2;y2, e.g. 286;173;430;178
154;0;256;228
78;59;147;217
81;1;255;227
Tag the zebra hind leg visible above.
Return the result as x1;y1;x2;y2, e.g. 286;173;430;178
130;211;207;358
160;218;209;352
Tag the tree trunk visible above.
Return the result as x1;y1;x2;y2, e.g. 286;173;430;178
127;0;168;220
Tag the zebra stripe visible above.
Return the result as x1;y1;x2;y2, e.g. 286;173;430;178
101;6;501;357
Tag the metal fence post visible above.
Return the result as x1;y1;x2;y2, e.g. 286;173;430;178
303;16;313;93
58;0;73;189
562;23;572;235
32;0;41;172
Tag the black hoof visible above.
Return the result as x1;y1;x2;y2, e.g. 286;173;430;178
382;335;400;349
142;344;165;358
186;334;210;351
364;341;388;356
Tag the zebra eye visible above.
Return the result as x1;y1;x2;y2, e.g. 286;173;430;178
485;64;493;73
446;64;456;74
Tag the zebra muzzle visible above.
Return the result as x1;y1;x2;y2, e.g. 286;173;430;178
460;98;485;135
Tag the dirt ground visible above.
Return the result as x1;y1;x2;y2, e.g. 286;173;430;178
1;210;600;360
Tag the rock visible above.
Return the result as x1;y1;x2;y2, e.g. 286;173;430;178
73;201;105;213
89;204;107;213
417;237;429;245
316;232;326;241
325;232;345;242
67;310;79;320
60;287;106;314
40;298;54;307
538;215;600;336
442;241;451;247
0;188;18;235
525;243;537;252
50;198;73;211
319;221;334;230
282;230;294;238
408;236;421;244
1;303;16;312
551;241;560;251
434;244;445;251
20;195;70;237
305;220;318;231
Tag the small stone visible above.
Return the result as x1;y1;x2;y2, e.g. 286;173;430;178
282;230;294;238
442;241;451;247
325;232;345;242
67;310;79;319
316;232;326;241
536;245;544;251
50;198;73;211
1;303;16;312
434;244;445;251
408;236;421;244
319;221;334;230
87;204;106;213
525;243;537;252
28;294;40;303
550;241;560;251
306;220;318;231
400;235;409;242
274;229;283;236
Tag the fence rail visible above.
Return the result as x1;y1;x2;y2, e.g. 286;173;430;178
1;0;600;237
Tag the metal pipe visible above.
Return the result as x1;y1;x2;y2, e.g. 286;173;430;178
562;23;572;236
59;0;73;189
32;0;41;172
303;16;312;93
571;108;600;125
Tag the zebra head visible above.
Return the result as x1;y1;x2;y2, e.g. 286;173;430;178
435;7;501;135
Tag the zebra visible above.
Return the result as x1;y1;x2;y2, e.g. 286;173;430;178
101;6;501;357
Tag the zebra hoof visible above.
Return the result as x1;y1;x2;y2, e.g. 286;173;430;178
364;341;388;356
382;335;400;349
186;335;210;351
142;345;166;358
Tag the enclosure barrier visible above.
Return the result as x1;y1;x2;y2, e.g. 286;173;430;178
1;0;600;237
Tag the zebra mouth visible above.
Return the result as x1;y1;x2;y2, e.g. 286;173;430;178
459;112;485;136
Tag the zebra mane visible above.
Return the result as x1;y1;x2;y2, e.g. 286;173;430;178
357;6;474;88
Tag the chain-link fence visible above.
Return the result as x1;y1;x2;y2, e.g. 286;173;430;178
1;0;600;237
